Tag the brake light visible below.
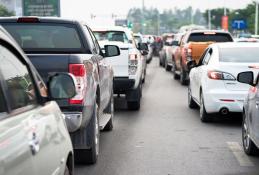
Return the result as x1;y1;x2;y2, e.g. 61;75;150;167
207;70;236;80
17;17;40;23
250;86;257;93
69;64;87;104
129;54;138;75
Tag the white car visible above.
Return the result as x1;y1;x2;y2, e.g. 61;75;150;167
188;42;259;122
92;26;147;110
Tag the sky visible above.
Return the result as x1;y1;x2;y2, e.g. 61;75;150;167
61;0;253;26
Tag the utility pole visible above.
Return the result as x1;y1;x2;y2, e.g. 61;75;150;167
142;0;145;34
255;1;258;35
208;9;211;30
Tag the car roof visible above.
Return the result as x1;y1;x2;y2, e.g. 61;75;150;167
91;26;131;32
187;30;231;35
0;16;84;25
211;42;259;49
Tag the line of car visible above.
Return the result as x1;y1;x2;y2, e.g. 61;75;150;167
0;17;152;175
159;30;259;157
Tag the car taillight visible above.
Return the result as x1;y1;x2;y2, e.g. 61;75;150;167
129;54;138;75
207;70;236;81
69;64;87;104
185;47;192;61
250;86;257;93
17;17;40;23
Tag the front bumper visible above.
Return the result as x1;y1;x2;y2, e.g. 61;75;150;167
203;89;247;113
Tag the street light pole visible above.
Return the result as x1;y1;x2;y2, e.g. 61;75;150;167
208;9;211;30
255;1;258;35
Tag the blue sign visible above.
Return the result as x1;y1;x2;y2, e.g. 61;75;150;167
232;20;247;30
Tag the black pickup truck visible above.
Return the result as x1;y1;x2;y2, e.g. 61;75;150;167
0;17;120;164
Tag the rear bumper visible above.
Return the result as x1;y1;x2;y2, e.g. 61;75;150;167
204;89;247;113
114;77;135;93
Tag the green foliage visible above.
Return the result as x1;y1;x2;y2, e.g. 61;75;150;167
203;2;258;34
0;5;14;17
127;7;206;35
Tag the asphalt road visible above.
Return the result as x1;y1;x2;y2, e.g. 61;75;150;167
75;57;259;175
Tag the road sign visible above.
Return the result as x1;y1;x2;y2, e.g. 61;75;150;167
232;19;247;30
23;0;60;17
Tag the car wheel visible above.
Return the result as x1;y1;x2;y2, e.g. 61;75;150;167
180;68;188;85
127;84;141;111
188;86;198;109
165;60;172;71
64;165;70;175
200;92;211;122
103;91;114;131
75;102;100;164
242;112;259;155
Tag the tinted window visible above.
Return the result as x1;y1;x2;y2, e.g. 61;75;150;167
188;33;233;42
0;46;37;110
2;23;84;53
94;31;129;43
219;47;259;63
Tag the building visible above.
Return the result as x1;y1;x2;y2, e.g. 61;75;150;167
0;0;22;16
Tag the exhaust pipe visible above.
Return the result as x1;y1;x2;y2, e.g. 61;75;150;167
220;107;229;115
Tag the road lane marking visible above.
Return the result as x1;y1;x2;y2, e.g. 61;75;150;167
227;142;254;167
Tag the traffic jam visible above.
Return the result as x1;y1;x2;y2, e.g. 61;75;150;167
1;0;259;175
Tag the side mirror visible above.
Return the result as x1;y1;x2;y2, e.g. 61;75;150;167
237;71;255;86
48;73;76;99
138;43;149;51
104;45;120;57
187;60;196;71
141;50;149;56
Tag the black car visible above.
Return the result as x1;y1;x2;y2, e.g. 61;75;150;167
237;71;259;155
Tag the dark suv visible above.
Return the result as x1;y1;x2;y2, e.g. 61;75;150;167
0;17;120;164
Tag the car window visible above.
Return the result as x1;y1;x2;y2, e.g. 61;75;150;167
188;33;233;42
83;26;97;54
219;47;259;63
93;31;129;43
202;49;212;65
2;23;85;54
0;45;37;110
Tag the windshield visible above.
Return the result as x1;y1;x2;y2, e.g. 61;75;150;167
93;31;129;43
219;47;259;63
2;23;84;53
188;33;233;42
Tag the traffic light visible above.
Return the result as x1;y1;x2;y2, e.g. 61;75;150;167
128;21;133;29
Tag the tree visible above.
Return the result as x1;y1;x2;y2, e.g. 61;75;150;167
0;5;14;17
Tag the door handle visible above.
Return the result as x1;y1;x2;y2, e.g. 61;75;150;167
29;132;40;155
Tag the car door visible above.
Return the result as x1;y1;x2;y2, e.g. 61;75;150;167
0;44;64;175
192;48;212;101
87;26;110;110
250;80;259;143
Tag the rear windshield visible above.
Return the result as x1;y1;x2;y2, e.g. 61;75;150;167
93;31;129;43
188;33;233;42
219;47;259;63
2;23;84;53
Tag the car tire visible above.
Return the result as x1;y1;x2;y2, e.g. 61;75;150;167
75;102;100;164
127;84;141;111
103;91;114;131
64;165;70;175
242;112;259;155
188;86;198;109
200;92;211;122
165;60;172;71
180;67;188;85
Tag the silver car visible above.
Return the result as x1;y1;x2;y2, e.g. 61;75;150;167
0;27;75;175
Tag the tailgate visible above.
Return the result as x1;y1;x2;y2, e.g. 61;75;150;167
27;54;70;83
190;42;214;63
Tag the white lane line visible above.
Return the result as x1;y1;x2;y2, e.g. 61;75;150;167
227;142;254;167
